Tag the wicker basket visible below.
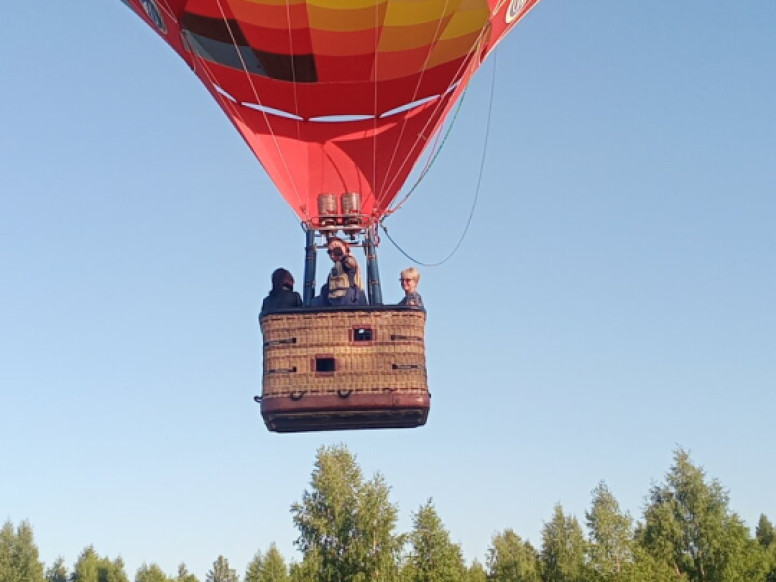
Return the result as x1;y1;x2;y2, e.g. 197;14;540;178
258;306;429;432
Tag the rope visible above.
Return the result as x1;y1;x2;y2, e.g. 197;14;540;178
377;14;496;202
210;0;308;218
283;0;302;141
380;49;500;268
376;0;453;199
371;5;379;213
384;86;468;216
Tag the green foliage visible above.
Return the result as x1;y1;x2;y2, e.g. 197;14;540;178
401;499;465;582
757;515;776;549
463;560;487;582
640;447;759;582
8;446;776;582
753;516;776;582
765;548;776;582
135;563;173;582
585;481;634;580
245;544;290;582
205;556;238;582
46;556;69;582
540;504;587;582
0;519;45;582
486;528;540;582
291;444;402;582
623;544;689;582
71;546;129;582
174;564;199;582
288;556;321;582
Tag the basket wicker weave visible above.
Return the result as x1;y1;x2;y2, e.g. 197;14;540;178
258;306;429;432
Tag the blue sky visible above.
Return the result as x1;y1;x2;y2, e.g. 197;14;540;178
2;1;775;579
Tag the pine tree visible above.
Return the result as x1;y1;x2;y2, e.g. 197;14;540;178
540;504;587;582
486;528;540;582
0;520;45;582
205;556;238;582
585;481;634;580
753;516;776;582
71;546;129;582
463;560;487;582
245;552;263;582
757;515;776;549
288;557;320;582
640;448;759;582
135;563;173;582
402;499;465;582
245;544;290;582
45;556;69;582
175;564;199;582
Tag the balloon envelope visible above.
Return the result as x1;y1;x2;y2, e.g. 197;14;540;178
123;0;542;223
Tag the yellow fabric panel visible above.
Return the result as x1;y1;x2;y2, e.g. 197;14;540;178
382;0;459;27
307;3;385;32
377;20;448;52
456;0;490;10
308;0;383;10
234;0;307;7
438;6;489;40
425;31;480;68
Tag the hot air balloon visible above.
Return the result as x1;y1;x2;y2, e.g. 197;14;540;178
122;0;542;432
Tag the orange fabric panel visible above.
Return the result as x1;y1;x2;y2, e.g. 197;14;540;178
373;44;442;81
376;20;451;53
228;0;310;29
307;26;381;59
306;2;387;32
426;31;482;69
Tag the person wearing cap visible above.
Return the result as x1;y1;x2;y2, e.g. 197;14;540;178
315;237;367;307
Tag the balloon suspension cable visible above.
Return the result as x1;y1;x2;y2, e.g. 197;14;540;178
380;49;499;268
208;0;308;220
383;29;491;216
385;86;468;217
375;0;456;201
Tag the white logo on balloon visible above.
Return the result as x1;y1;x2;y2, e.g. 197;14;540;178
506;0;529;24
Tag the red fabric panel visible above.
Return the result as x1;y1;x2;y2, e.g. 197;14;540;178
181;0;234;19
202;58;477;220
125;0;542;222
312;54;376;84
229;1;310;30
192;56;469;118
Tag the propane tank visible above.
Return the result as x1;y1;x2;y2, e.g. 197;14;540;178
317;193;338;228
341;192;362;228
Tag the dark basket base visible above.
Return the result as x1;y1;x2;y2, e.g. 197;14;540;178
260;392;430;433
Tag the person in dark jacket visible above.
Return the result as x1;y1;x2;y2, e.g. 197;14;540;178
260;268;302;315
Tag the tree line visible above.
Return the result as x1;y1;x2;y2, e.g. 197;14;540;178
3;446;775;581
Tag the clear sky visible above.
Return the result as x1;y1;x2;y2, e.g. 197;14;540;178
2;1;774;579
